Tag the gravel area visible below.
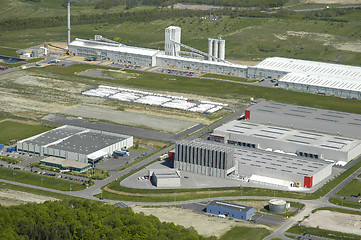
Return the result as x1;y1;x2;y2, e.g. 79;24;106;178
0;189;58;206
61;105;196;133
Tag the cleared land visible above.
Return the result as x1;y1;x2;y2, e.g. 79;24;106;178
0;189;58;206
302;210;361;235
132;206;273;238
61;105;196;133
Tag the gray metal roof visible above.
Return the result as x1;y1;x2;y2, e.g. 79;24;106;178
19;125;130;155
207;200;253;212
49;131;126;155
176;139;234;153
235;148;331;177
215;120;361;152
247;101;361;138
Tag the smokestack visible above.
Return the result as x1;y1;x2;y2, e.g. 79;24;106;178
67;2;71;47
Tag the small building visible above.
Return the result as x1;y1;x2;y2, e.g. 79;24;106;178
206;200;254;220
149;169;181;188
40;157;92;172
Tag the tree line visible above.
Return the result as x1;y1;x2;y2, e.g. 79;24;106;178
0;199;210;240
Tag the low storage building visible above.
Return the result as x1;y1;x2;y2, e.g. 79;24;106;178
40;157;92;172
206;200;254;220
149;169;181;188
17;125;133;163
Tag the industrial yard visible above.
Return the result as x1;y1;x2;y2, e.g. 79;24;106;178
1;1;361;240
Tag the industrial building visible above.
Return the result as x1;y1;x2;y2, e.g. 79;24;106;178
249;57;361;99
148;169;181;188
243;101;361;139
210;120;361;163
174;140;235;178
68;26;248;77
17;125;133;163
40;157;92;172
175;139;333;188
206;200;254;220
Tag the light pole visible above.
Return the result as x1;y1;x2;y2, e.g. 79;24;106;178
208;189;210;199
13;173;16;182
70;184;72;192
240;184;243;197
41;178;43;188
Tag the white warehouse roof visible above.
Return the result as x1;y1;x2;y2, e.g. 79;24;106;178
70;38;160;57
280;72;361;92
256;57;361;92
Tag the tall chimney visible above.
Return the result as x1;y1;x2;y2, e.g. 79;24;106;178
67;2;71;47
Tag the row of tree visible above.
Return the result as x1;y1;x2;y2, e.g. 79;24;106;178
0;200;210;240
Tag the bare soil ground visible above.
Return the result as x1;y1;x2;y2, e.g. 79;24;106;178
0;189;58;206
132;206;273;238
302;210;361;235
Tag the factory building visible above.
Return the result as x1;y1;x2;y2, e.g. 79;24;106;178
211;120;361;163
174;140;235;178
148;169;181;188
40;157;92;172
175;139;333;188
249;57;361;99
244;101;361;139
206;200;254;220
17;125;133;163
68;26;248;77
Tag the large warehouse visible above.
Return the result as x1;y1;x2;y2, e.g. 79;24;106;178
17;125;133;163
243;101;361;139
249;57;361;99
210;120;361;163
174;139;333;188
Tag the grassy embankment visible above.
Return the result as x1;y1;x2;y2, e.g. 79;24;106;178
0;167;85;191
0;120;51;145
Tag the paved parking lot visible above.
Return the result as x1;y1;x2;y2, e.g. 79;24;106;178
251;214;284;226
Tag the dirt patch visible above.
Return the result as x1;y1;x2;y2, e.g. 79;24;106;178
0;189;58;206
335;42;361;53
132;206;273;238
302;210;361;235
0;118;42;125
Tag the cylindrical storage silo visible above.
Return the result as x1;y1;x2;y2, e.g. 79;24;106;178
218;39;225;60
31;50;38;58
212;39;218;59
269;199;287;214
208;38;213;61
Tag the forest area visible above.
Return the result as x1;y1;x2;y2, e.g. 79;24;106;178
0;200;210;240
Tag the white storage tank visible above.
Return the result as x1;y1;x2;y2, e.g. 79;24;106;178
218;39;225;60
208;38;213;61
269;199;287;214
212;39;218;59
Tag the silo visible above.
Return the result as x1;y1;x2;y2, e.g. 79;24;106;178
269;199;287;214
208;38;213;61
31;50;38;58
212;39;218;59
218;39;225;60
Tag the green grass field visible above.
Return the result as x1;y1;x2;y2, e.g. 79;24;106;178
335;179;361;197
0;121;51;144
219;226;271;240
0;167;85;191
287;225;361;240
